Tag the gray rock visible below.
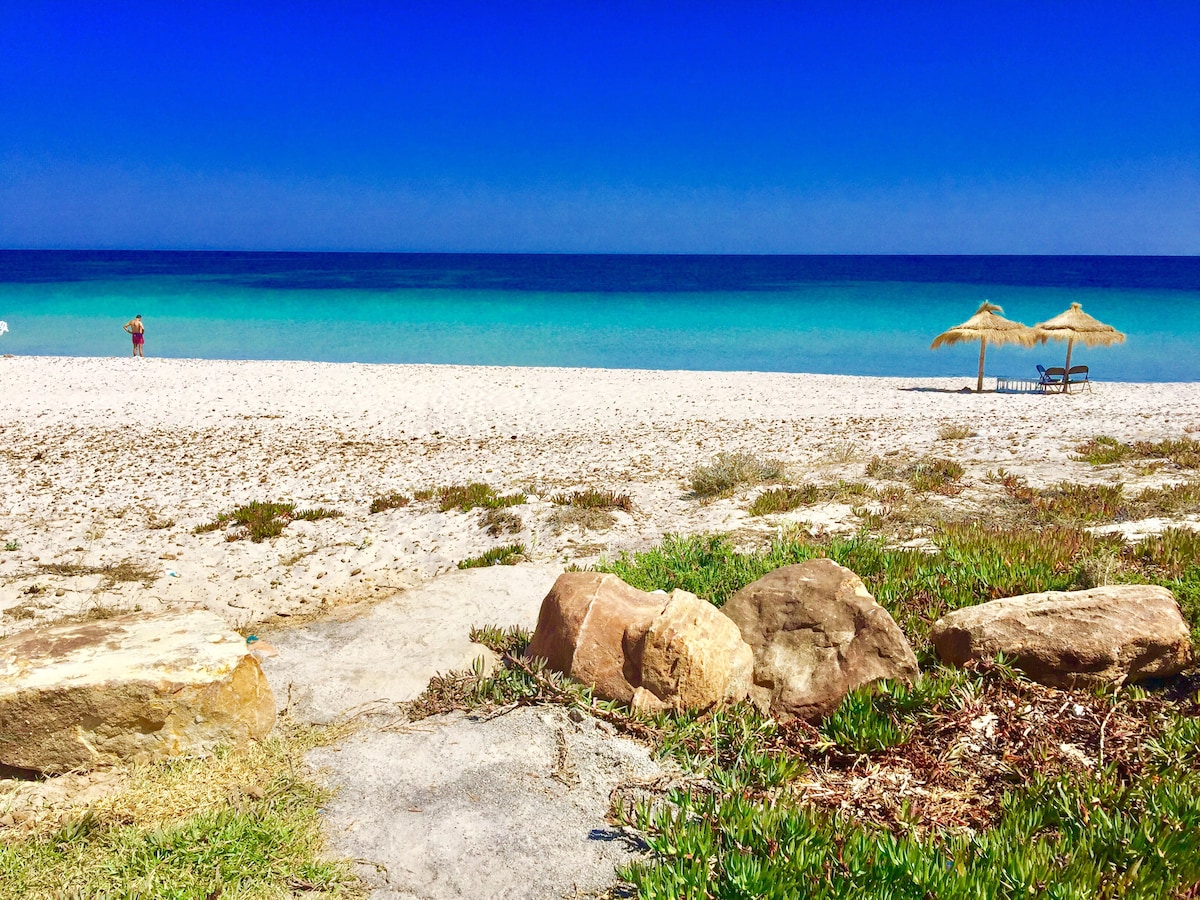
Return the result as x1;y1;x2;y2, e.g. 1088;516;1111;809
267;565;563;722
309;705;672;899
721;559;919;721
930;584;1192;688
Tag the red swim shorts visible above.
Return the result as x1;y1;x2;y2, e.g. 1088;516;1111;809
132;333;144;345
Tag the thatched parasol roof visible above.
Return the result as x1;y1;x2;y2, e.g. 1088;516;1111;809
1034;302;1126;348
930;302;1039;350
931;302;1037;393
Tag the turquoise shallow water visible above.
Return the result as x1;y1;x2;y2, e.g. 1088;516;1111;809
1;252;1197;381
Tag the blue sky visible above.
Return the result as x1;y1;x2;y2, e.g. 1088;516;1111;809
2;2;1198;253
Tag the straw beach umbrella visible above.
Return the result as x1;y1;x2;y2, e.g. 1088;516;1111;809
1034;302;1125;375
931;301;1038;393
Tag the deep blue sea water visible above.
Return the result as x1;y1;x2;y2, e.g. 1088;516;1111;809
1;251;1198;381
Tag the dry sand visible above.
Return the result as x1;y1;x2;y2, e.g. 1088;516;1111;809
2;355;1197;637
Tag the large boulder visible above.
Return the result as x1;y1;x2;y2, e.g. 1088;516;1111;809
721;559;919;721
526;572;753;713
0;607;276;774
930;585;1192;688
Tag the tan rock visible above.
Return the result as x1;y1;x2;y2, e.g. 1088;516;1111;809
636;591;754;713
930;585;1192;688
526;572;753;712
527;572;662;705
721;559;919;721
0;608;276;774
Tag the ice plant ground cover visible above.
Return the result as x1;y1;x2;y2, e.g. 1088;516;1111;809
412;526;1200;899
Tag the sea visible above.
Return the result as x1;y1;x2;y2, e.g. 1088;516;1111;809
1;251;1198;382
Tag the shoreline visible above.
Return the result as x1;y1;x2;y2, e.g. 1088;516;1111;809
2;355;1197;637
5;352;1200;387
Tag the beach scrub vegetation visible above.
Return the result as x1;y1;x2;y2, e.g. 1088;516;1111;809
369;491;410;514
404;646;621;722
690;452;788;499
1074;435;1135;465
35;558;158;588
468;623;532;655
3;603;39;620
0;721;360;899
549;505;617;533
865;456;965;495
457;542;526;569
193;501;342;542
408;615;1200;899
1076;435;1200;469
430;483;526;513
998;475;1200;526
748;481;874;516
549;489;635;513
1133;527;1200;578
593;524;1198;650
480;508;523;536
546;489;633;532
936;424;977;442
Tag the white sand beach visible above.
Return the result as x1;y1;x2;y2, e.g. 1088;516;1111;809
2;356;1197;637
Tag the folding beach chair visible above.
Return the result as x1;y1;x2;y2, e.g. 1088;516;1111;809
1066;365;1091;392
1036;365;1065;393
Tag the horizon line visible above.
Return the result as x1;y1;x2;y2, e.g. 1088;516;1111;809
4;248;1199;260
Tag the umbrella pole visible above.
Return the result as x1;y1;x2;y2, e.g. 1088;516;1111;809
977;339;987;393
1063;339;1074;393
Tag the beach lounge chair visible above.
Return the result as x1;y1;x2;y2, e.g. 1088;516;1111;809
1036;365;1065;393
1066;365;1090;392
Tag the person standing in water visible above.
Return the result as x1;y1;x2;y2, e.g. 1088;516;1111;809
123;314;145;357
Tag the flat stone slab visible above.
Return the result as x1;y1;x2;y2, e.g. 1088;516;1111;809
266;565;563;722
0;607;274;773
309;705;669;899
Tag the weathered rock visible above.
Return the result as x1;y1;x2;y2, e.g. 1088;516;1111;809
721;559;919;721
0;607;276;773
930;585;1192;688
526;572;753;712
636;587;756;713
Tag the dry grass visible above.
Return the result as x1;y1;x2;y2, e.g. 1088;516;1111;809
144;513;175;531
549;506;615;533
549;488;634;512
480;508;523;536
936;423;977;441
690;452;788;499
819;441;862;465
35;559;158;588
